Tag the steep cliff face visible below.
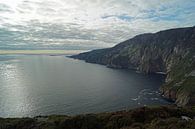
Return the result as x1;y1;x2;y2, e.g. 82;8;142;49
71;26;195;106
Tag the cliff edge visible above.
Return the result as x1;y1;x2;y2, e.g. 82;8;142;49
71;26;195;106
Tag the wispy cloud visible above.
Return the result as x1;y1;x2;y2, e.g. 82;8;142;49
0;0;194;50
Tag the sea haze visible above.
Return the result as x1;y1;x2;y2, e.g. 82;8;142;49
0;55;170;117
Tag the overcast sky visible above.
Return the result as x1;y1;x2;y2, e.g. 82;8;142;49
0;0;195;50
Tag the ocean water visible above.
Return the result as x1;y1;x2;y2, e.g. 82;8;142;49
0;55;170;117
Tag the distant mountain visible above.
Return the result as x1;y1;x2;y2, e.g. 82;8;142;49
71;26;195;106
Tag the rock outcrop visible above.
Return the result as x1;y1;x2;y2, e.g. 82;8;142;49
71;26;195;106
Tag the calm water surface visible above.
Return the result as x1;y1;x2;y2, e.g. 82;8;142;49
0;55;170;117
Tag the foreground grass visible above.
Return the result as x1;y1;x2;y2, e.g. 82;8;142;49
0;106;195;129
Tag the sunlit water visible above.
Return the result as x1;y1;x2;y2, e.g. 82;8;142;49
0;55;170;117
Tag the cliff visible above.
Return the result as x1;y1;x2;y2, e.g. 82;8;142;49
0;106;195;129
71;26;195;106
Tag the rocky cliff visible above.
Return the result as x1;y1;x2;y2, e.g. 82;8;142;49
71;26;195;106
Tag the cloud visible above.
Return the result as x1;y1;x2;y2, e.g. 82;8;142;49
0;0;194;50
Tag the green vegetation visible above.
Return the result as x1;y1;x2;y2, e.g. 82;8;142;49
180;76;195;94
0;106;195;129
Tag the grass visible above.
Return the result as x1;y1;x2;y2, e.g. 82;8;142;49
0;106;195;129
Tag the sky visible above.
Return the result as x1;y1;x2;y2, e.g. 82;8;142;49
0;0;195;50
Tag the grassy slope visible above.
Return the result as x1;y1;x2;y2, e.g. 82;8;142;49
0;106;195;129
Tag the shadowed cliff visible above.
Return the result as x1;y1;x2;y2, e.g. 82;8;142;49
71;26;195;106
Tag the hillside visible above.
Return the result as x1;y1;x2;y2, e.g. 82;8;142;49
71;26;195;106
0;106;195;129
